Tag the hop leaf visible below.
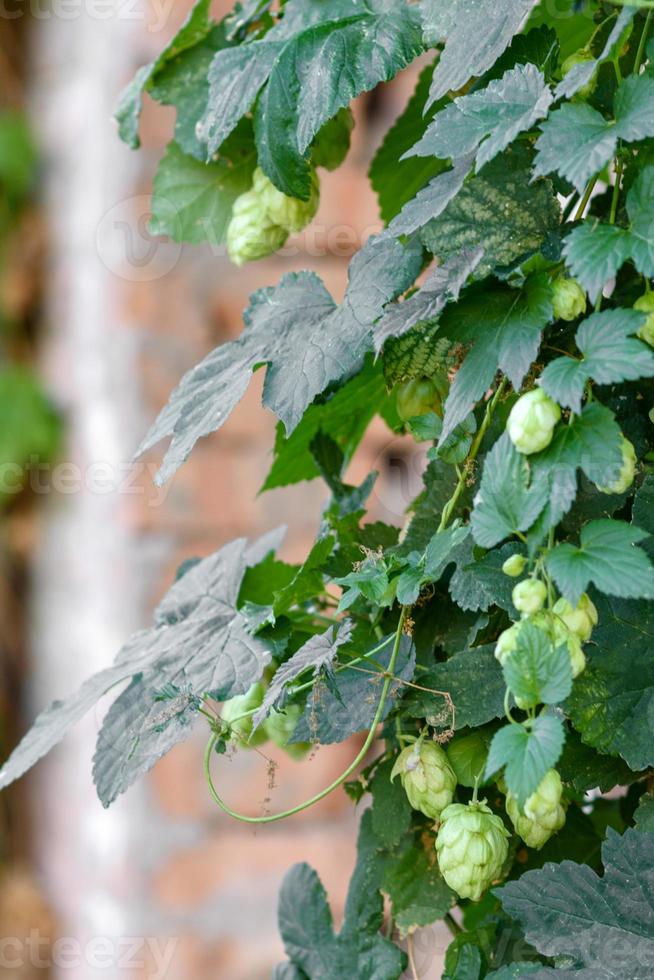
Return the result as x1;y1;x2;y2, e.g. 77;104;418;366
435;800;510;901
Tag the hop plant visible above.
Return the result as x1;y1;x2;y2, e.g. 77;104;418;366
435;800;510;901
254;166;320;233
561;49;597;98
507;389;561;455
495;613;586;680
551;276;587;321
505;770;566;850
512;578;547;616
391;740;457;820
553;592;598;643
227;189;289;265
502;553;527;577
634;292;654;347
596;436;636;495
221;682;267;746
396;376;445;421
264;705;311;760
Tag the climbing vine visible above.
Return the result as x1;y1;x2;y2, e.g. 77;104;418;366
5;0;654;976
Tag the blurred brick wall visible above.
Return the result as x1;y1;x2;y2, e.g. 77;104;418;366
111;3;440;977
24;0;448;977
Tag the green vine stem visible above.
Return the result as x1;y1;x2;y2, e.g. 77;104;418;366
203;606;408;824
438;376;507;531
635;9;653;67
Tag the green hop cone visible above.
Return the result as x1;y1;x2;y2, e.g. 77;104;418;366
512;578;547;617
596;436;636;495
391;740;457;820
561;49;597;98
264;705;311;760
221;682;267;746
553;592;598;643
227;188;289;265
495;614;586;680
396;376;445;421
502;553;527;577
507;388;561;455
634;293;654;347
254;166;320;233
551;276;587;321
435;800;510;901
505;769;566;850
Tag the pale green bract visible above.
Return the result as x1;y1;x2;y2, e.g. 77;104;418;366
435;800;510;902
505;769;566;850
506;389;561;455
391;740;457;820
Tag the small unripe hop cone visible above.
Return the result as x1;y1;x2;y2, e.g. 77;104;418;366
391;740;457;820
506;769;566;850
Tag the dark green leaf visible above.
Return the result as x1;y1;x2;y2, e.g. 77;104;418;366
374;249;484;354
404;645;504;731
277;812;405;979
0;531;280;801
310;107;354;170
199;0;424;197
383;841;454;936
449;540;521;613
252;621;352;728
485;714;565;807
439;274;553;443
471;434;549;549
563;166;654;303
502;622;572;708
409;64;552;171
262;357;387;491
529;403;624;532
555;7;634;99
381;154;474;240
395;459;462;555
149;132;255;244
138;234;421;484
540;308;654;414
370;757;412;848
369;61;445;224
546;520;654;606
148;23;228;159
567;595;654;771
292;636;415;744
498;828;654;979
534;103;617;195
557;731;637;794
634;792;654;833
421;147;561;278
116;0;214;149
423;0;539;108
